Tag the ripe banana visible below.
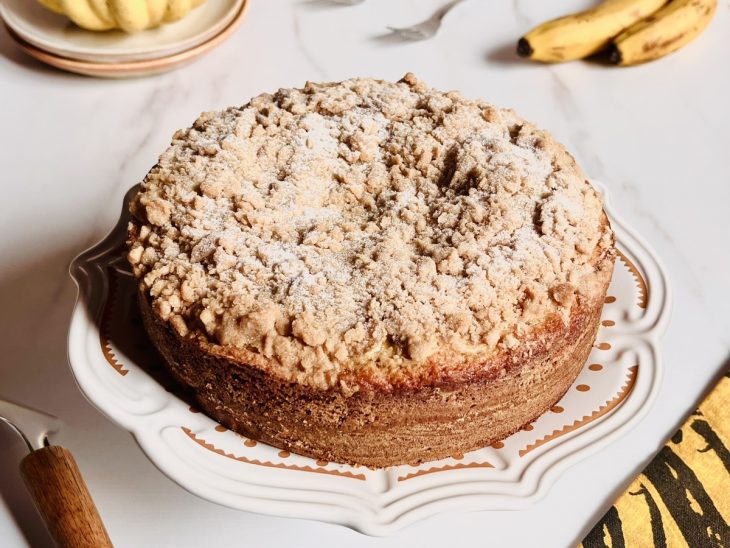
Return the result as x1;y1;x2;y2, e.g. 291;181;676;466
517;0;668;62
608;0;717;65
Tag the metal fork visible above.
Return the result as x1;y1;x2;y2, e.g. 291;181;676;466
387;0;466;41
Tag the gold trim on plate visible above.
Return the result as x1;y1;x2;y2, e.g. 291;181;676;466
518;366;638;457
616;248;648;309
181;427;367;481
398;461;494;481
100;266;129;376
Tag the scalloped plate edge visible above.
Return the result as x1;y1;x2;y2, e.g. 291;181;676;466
67;181;671;535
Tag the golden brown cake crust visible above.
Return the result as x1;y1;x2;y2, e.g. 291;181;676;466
135;218;614;467
127;75;616;466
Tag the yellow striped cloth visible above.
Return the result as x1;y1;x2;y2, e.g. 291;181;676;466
581;370;730;547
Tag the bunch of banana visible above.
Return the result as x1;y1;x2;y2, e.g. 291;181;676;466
517;0;717;66
37;0;207;33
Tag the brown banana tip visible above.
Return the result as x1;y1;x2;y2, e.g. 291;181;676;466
607;44;622;65
516;38;533;58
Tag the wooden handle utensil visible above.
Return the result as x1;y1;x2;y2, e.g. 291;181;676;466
20;446;112;548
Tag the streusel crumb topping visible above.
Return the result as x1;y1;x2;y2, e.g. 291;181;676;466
128;74;612;389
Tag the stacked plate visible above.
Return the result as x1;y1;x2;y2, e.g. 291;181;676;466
0;0;248;77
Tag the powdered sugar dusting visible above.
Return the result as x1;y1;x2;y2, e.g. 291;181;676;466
128;74;613;389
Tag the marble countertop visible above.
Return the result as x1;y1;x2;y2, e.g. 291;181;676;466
1;0;728;546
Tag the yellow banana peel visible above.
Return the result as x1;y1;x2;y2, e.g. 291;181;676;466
609;0;718;65
517;0;669;63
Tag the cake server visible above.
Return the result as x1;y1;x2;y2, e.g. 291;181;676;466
0;398;112;548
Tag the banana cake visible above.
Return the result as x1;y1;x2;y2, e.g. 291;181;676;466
127;74;615;467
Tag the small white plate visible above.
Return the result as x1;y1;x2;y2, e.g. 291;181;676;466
5;2;246;79
0;0;242;62
68;182;670;535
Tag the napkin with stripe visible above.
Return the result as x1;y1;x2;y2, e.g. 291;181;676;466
581;369;729;547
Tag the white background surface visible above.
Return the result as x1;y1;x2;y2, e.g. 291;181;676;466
0;0;728;546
